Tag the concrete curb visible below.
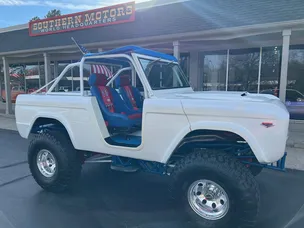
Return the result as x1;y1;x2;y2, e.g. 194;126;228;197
0;129;19;135
290;119;304;124
0;113;15;119
287;144;304;149
0;126;18;132
286;142;304;149
0;114;17;131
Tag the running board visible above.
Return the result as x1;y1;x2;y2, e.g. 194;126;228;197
110;164;139;172
85;154;112;163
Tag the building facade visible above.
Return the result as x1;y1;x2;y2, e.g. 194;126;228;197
1;0;304;119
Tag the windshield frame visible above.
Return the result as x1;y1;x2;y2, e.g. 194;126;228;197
134;53;191;91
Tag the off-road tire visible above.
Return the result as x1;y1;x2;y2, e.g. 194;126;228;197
28;131;82;193
170;149;260;228
249;164;263;176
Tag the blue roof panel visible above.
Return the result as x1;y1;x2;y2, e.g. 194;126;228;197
84;45;177;62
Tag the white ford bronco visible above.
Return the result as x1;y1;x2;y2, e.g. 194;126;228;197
15;45;289;228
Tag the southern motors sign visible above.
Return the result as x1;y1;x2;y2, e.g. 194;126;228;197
29;1;135;36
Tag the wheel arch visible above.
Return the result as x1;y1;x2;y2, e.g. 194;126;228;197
28;116;76;148
162;121;263;163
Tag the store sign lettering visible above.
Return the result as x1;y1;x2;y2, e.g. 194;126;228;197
29;1;135;36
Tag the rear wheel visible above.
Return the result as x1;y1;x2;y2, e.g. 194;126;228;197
28;131;82;193
170;149;260;228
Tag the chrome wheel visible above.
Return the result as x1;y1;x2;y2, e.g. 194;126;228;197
187;179;229;220
36;149;57;178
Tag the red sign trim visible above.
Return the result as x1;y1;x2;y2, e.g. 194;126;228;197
29;1;135;37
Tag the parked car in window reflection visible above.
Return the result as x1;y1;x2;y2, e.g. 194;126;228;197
261;89;304;120
1;85;26;103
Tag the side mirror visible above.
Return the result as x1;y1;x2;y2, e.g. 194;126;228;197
297;98;303;102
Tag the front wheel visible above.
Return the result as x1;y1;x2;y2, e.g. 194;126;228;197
28;131;82;193
170;149;260;228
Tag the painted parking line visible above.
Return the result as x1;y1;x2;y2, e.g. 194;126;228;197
0;162;31;188
284;202;304;228
0;211;15;228
0;175;31;188
0;161;27;169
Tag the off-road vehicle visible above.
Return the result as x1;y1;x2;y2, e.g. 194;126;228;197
15;46;289;228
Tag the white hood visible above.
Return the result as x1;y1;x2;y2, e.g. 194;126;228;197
153;88;288;119
176;91;280;103
154;88;279;103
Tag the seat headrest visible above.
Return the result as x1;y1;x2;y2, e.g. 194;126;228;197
89;73;108;86
120;75;131;86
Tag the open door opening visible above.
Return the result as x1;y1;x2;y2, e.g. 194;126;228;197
84;56;145;148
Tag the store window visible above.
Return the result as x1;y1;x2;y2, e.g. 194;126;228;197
57;65;72;92
56;64;91;92
8;64;25;92
259;46;281;93
228;48;260;92
58;61;71;75
285;45;304;119
38;62;46;88
0;66;3;94
288;45;304;96
201;51;227;91
24;63;40;92
180;53;190;79
200;47;282;93
198;45;304;120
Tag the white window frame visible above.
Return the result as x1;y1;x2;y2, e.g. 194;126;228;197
133;53;190;93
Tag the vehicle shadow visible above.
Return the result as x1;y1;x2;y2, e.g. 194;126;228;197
32;164;194;228
29;165;304;228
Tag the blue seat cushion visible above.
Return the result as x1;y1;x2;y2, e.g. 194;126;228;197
88;72;142;129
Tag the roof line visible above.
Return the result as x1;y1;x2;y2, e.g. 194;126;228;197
0;0;189;34
136;0;191;10
1;18;304;56
0;23;28;33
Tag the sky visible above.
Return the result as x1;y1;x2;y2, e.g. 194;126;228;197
0;0;149;28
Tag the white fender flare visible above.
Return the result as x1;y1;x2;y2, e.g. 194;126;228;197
161;121;266;163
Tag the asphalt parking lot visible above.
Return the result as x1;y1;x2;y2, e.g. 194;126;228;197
0;129;304;228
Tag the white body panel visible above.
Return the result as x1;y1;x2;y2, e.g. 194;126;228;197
16;94;190;163
155;90;289;163
15;52;289;165
16;88;289;164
